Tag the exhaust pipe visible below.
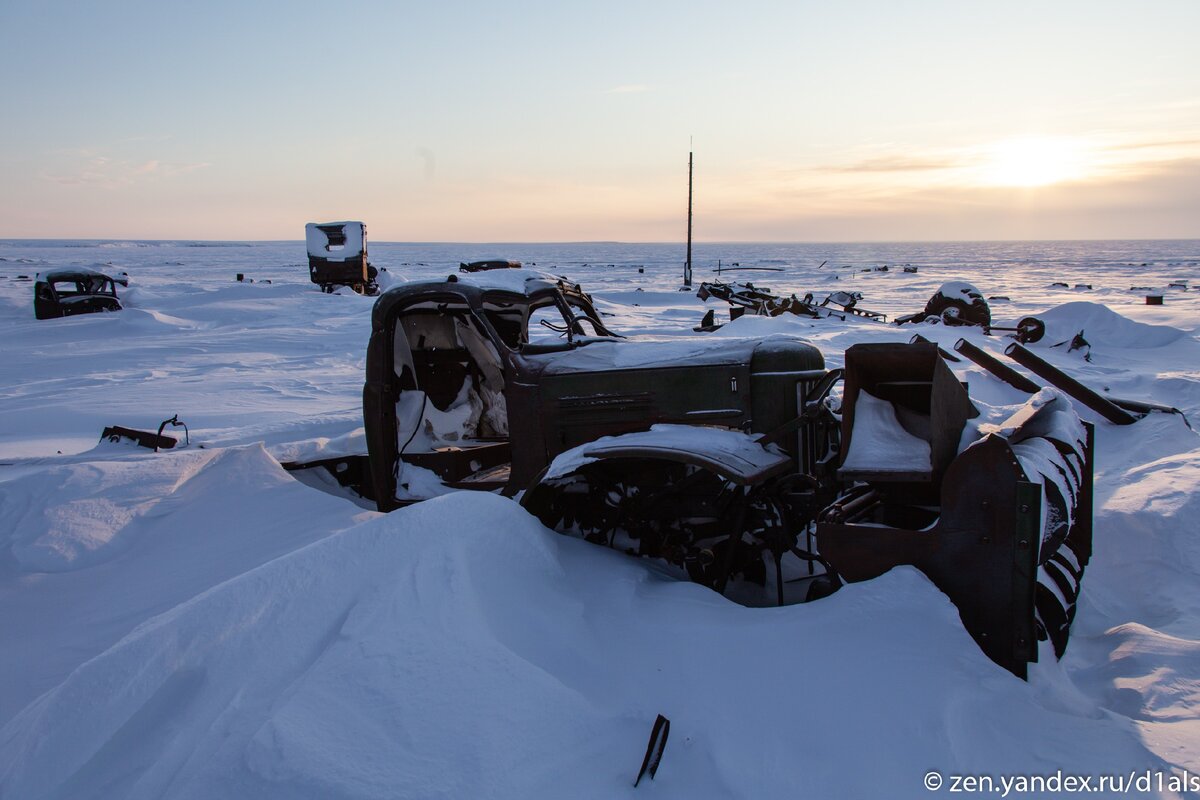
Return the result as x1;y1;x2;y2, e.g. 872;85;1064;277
1003;343;1137;425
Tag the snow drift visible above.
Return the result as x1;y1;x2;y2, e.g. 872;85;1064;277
0;493;1173;799
1037;301;1187;349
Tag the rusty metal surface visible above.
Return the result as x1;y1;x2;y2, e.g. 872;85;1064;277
818;435;1041;676
817;418;1095;678
837;342;974;488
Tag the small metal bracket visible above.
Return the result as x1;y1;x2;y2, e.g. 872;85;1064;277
155;415;189;452
634;714;671;787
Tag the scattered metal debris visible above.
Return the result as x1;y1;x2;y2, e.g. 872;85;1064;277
693;308;722;332
823;290;886;321
694;281;885;328
696;280;779;313
1053;330;1092;361
99;415;190;452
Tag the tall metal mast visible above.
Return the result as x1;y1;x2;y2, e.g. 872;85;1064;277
684;151;693;287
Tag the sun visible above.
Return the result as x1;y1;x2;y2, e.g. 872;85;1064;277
982;136;1088;187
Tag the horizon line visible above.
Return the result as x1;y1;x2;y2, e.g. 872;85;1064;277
3;236;1199;246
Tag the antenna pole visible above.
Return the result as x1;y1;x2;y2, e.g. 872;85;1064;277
684;150;693;287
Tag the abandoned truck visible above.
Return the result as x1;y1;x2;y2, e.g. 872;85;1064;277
356;269;1093;678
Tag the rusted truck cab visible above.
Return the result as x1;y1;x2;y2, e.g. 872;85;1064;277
362;270;826;509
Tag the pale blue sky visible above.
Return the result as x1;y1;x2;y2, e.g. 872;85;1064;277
2;0;1198;240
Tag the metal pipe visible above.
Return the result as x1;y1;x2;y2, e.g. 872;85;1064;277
1107;396;1191;429
1003;343;1138;425
823;488;881;524
908;333;962;362
952;338;1041;393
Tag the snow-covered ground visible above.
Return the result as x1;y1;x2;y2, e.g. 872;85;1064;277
1;239;1199;798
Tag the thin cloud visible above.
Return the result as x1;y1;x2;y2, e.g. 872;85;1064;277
1107;137;1200;152
603;84;652;94
820;155;965;174
158;161;210;178
42;156;210;187
115;133;175;145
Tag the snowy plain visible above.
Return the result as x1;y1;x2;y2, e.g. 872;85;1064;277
1;238;1199;798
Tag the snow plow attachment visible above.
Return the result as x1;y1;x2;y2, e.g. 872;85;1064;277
816;344;1094;678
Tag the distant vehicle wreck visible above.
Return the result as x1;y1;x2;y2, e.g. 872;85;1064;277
305;221;379;295
100;415;191;452
696;279;1046;345
896;282;1046;343
459;259;523;273
34;268;123;320
695;280;886;329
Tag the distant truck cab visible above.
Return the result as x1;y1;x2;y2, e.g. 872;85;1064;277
305;221;378;295
34;268;122;320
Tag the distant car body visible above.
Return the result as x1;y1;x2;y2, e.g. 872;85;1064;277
34;268;122;320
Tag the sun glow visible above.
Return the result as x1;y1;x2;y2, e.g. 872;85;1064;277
982;137;1090;187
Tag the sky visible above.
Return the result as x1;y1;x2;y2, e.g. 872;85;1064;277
1;0;1198;242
